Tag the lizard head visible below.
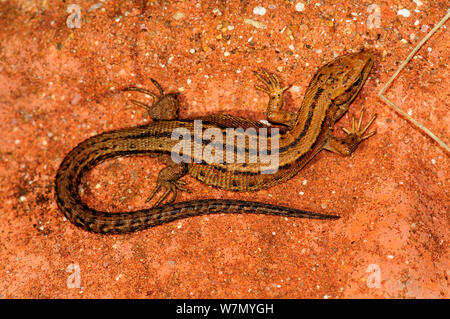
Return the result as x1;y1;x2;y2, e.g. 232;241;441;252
317;52;374;105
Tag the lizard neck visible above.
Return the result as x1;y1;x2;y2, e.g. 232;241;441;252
278;83;333;158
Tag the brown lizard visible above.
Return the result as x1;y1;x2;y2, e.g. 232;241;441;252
55;52;376;234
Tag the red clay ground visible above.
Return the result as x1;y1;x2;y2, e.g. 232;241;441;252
0;0;448;298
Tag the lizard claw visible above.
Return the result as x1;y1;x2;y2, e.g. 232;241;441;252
342;108;377;142
122;79;166;114
146;180;190;207
254;69;290;98
122;79;180;121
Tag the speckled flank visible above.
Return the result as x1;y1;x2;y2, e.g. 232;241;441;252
0;0;448;298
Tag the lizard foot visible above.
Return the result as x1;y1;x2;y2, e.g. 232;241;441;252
123;79;180;120
342;108;377;142
324;108;377;156
254;69;295;127
146;180;191;207
254;69;290;98
145;162;190;207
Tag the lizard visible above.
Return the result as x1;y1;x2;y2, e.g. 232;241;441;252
55;51;377;234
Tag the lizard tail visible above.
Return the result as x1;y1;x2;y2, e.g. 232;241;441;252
55;126;339;234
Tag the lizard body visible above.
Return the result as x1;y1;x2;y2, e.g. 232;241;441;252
55;52;376;233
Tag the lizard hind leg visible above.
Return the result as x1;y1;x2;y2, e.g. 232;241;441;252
146;156;190;207
123;78;180;120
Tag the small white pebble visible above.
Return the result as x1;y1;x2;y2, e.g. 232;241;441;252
88;3;102;12
228;25;234;30
19;196;26;202
431;158;436;165
244;18;267;29
413;0;423;6
253;6;266;16
398;9;411;18
212;8;222;15
302;180;307;185
421;25;429;33
414;20;420;26
187;78;191;85
272;232;276;235
387;255;394;259
71;93;81;105
172;12;185;20
299;191;304;196
291;85;300;93
224;51;230;57
15;139;20;145
407;108;413;116
295;2;305;12
189;48;196;54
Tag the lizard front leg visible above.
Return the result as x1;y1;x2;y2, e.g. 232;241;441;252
323;109;376;156
254;69;296;127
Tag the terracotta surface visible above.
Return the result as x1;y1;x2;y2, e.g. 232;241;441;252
0;0;448;298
